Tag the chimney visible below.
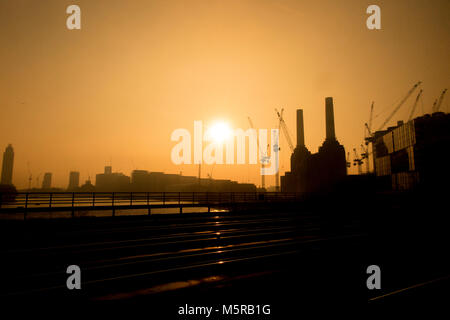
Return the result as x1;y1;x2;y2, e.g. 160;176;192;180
325;97;336;141
296;109;305;147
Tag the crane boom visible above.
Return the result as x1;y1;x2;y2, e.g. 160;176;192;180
275;108;294;152
434;89;447;112
247;117;260;149
408;89;423;121
377;81;422;131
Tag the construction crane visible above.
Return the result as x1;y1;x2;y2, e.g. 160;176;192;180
346;151;351;175
353;148;363;175
364;102;374;145
26;161;32;190
432;99;438;112
408;89;423;121
376;81;422;131
432;89;447;113
360;144;372;174
364;81;422;158
275;108;295;191
275;108;295;152
36;173;42;189
247;116;268;190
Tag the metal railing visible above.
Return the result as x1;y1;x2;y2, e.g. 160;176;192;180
0;191;304;218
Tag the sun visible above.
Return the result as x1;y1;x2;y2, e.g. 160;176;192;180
208;121;232;143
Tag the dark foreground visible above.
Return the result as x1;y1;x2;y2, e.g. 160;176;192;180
0;191;448;315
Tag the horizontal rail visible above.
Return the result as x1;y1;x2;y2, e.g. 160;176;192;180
0;192;307;218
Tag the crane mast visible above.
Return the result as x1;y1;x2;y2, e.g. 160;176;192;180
274;108;295;191
353;148;363;175
247;116;267;190
364;102;374;145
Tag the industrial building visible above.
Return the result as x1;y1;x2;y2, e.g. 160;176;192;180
281;97;347;193
372;111;450;190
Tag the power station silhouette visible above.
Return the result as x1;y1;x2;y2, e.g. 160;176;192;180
282;97;347;193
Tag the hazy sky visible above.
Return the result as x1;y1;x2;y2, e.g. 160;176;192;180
1;0;449;189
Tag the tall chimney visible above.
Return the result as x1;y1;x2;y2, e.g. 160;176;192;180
325;97;336;141
296;109;305;147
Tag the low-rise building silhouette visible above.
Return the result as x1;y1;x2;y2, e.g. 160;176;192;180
95;166;130;192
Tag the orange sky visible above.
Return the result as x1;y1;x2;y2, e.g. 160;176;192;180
0;0;449;189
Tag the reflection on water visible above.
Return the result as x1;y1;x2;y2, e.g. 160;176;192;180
0;207;229;220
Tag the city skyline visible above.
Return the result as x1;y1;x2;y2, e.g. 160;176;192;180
0;148;258;191
1;0;449;189
0;1;449;308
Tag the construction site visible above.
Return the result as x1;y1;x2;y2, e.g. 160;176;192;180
246;82;450;195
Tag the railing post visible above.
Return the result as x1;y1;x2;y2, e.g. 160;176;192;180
130;192;133;206
147;192;151;215
207;192;210;213
179;192;182;214
0;192;2;209
24;193;28;220
71;192;75;218
112;192;115;217
49;193;53;208
92;192;95;207
163;192;165;205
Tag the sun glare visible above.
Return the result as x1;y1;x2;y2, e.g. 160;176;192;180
208;121;232;143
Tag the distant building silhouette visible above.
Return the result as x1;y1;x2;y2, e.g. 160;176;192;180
282;97;347;193
1;144;14;185
96;166;130;191
67;171;80;190
93;166;257;192
372;112;450;190
79;178;95;192
42;172;52;189
130;169;256;192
